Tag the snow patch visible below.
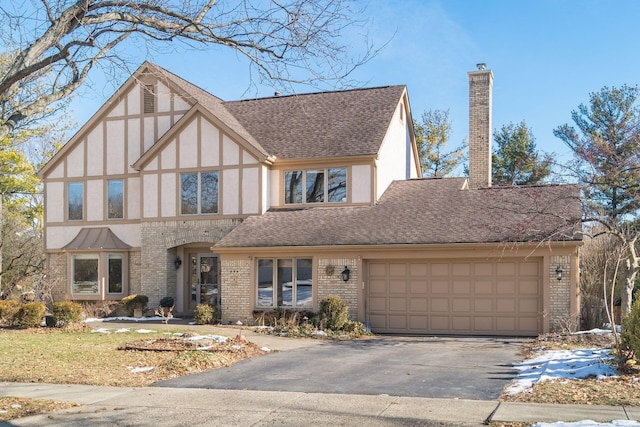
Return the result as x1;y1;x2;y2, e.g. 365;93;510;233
127;366;155;373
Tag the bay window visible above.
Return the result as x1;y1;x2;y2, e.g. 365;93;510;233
71;252;127;298
257;258;313;308
284;168;347;204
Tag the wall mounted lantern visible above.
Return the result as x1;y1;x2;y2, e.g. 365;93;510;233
174;256;182;270
341;266;351;282
555;265;563;281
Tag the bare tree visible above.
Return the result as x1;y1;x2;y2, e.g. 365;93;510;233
0;0;374;140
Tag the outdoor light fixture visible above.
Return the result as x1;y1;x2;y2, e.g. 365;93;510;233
555;265;563;281
341;266;350;282
174;256;182;270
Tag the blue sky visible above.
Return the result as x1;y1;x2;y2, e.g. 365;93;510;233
71;0;640;166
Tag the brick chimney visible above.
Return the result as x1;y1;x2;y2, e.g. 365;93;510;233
468;64;494;189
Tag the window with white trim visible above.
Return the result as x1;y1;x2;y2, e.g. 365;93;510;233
284;168;347;204
257;258;312;308
180;171;219;215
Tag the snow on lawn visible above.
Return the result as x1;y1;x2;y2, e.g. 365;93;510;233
505;347;617;395
534;422;640;427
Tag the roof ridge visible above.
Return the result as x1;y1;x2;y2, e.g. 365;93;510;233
225;85;406;103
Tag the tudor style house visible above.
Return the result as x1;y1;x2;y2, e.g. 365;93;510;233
39;62;582;336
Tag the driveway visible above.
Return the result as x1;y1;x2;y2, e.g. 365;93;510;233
154;335;524;400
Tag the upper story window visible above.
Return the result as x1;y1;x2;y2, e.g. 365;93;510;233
284;168;347;205
68;182;83;221
143;84;155;114
107;179;124;220
181;171;219;215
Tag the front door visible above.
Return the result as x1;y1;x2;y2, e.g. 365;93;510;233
186;253;220;313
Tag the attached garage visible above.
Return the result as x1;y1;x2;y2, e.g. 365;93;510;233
366;258;542;336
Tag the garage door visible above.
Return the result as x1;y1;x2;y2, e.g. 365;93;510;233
366;259;541;336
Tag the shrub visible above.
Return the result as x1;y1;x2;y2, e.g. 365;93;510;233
319;295;349;331
0;300;20;326
159;296;174;308
194;304;217;325
15;302;46;329
621;299;640;360
52;301;84;327
121;294;149;316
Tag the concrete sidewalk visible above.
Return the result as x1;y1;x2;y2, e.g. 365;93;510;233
1;382;638;426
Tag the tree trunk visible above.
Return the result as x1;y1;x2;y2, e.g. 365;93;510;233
621;272;635;318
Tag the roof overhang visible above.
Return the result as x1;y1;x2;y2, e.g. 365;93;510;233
63;227;131;251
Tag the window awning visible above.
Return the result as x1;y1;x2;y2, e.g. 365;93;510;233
63;227;131;250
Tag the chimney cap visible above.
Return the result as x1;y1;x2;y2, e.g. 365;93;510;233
274;91;281;97
476;63;486;71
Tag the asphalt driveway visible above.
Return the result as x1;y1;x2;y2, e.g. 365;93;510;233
154;335;524;400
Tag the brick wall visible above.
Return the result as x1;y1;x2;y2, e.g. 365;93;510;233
220;258;251;324
317;258;358;319
548;254;574;332
140;218;241;307
468;69;494;189
47;253;68;302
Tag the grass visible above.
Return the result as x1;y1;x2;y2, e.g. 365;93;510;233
0;397;77;422
0;327;265;387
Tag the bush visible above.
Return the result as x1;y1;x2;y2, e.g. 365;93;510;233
319;295;349;331
159;296;174;308
621;299;640;360
15;302;46;329
194;304;217;325
52;301;84;327
121;294;149;316
0;300;20;326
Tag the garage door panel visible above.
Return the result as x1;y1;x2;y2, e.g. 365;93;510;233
431;298;449;312
519;280;539;294
519;298;539;313
370;279;387;294
367;259;541;336
389;297;407;311
409;298;427;312
452;299;471;312
389;280;406;294
475;298;493;312
430;316;449;331
410;280;427;294
409;316;428;330
453;281;471;294
474;317;493;331
452;316;471;331
369;297;387;311
410;264;428;276
496;298;516;313
431;281;449;294
388;315;407;329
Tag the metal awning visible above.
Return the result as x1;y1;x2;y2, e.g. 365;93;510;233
63;227;131;250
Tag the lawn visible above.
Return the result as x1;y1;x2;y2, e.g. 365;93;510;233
0;327;266;387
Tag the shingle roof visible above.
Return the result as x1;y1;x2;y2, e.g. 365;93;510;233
145;62;270;157
224;86;406;159
215;178;582;248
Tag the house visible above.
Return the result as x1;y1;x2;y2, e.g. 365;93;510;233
38;62;582;336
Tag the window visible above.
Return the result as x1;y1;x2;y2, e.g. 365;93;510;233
68;182;83;221
284;168;347;204
257;258;312;308
72;254;99;294
71;252;126;296
181;171;219;215
143;84;155;114
108;254;123;294
107;180;124;219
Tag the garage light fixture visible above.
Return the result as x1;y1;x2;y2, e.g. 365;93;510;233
341;266;350;282
555;265;563;281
